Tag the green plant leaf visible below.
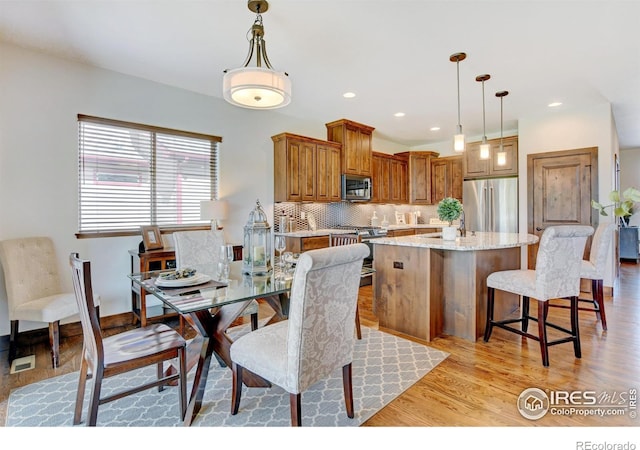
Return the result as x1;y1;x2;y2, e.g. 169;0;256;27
622;187;640;202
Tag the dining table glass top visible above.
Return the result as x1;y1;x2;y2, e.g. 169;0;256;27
129;261;376;315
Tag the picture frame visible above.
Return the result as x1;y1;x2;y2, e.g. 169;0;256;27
141;225;163;250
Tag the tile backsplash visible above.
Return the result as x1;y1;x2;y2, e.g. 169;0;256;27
273;202;439;232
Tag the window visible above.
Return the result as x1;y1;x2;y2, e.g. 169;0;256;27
77;115;220;235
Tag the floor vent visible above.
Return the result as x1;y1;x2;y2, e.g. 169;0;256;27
10;355;35;374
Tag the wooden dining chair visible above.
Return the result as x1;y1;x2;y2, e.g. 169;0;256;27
230;244;370;426
329;233;363;339
69;253;187;426
483;225;594;366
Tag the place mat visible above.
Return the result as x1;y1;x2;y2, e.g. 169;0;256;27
142;277;227;296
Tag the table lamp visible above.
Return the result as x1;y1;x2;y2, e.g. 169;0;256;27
200;199;228;230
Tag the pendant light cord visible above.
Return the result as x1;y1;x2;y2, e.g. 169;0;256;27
456;61;461;127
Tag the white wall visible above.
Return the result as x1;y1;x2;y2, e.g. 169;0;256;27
518;103;618;286
620;148;640;228
0;42;408;336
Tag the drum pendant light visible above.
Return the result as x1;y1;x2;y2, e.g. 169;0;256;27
496;90;509;166
476;74;491;160
450;52;467;152
223;1;291;110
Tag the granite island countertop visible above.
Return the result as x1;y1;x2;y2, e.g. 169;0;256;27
372;231;539;251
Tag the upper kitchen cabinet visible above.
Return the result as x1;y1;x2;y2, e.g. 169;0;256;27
272;133;342;203
371;152;408;204
326;119;375;177
463;135;518;179
431;155;463;203
395;151;439;205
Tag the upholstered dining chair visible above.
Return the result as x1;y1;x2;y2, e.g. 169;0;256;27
483;225;594;366
70;253;187;426
0;237;100;369
173;230;259;330
230;243;370;426
329;233;363;339
549;222;616;330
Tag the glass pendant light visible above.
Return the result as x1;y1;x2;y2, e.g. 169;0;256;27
495;90;509;166
476;74;491;160
450;52;467;152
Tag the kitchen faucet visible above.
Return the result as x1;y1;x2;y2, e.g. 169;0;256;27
459;209;466;237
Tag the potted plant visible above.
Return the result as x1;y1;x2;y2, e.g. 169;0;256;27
437;197;463;240
591;187;640;227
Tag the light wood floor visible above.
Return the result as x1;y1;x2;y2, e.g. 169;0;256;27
1;262;639;427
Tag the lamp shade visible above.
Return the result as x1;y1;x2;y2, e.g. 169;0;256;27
223;67;291;109
200;200;228;229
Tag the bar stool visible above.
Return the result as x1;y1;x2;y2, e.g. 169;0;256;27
550;222;615;330
484;225;594;366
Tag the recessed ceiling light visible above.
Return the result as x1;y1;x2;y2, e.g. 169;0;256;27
548;102;562;107
343;92;356;98
430;127;440;131
394;112;405;117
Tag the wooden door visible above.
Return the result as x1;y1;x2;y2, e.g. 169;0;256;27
316;143;341;202
430;158;448;203
390;157;406;203
527;147;598;268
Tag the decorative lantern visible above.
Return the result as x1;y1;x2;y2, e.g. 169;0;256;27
242;199;272;274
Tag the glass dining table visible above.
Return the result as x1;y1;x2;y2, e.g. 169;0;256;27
129;261;294;425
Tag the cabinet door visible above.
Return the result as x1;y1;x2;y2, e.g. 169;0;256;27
450;156;463;201
344;126;361;175
289;140;316;202
371;154;382;203
390;158;406;203
463;141;489;178
316;143;341;202
409;153;434;204
431;158;448;203
358;129;372;176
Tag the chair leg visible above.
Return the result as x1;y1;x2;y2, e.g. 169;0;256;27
483;287;495;342
342;363;354;419
178;347;187;421
157;362;164;392
231;363;243;415
592;279;607;331
355;305;362;340
49;320;60;368
73;354;89;425
537;301;550;367
521;296;530;333
87;367;104;426
290;393;302;426
9;320;18;363
570;295;582;359
251;313;259;331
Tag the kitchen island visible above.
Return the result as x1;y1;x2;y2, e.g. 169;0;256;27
372;232;538;342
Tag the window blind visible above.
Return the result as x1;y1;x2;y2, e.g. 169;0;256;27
78;115;220;234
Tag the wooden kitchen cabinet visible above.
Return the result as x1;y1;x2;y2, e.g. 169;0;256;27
284;235;330;253
326;119;375;177
463;135;518;179
431;155;463;203
272;132;342;203
395;151;440;205
372;152;408;204
386;228;416;237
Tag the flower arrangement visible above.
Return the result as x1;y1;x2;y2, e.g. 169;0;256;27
437;197;463;226
591;187;640;227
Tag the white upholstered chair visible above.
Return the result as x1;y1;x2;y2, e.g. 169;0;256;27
0;237;99;368
329;233;363;339
549;222;615;330
70;253;186;426
230;243;370;426
173;230;259;330
483;225;594;366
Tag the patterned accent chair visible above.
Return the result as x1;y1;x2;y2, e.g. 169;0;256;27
0;237;100;368
173;230;259;330
329;233;363;339
483;225;594;366
230;243;370;426
549;222;616;330
70;253;187;426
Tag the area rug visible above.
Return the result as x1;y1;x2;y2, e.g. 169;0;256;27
5;327;448;427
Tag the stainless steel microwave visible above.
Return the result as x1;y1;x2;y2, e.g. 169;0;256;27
341;174;371;201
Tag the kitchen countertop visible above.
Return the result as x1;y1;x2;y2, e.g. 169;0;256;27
372;231;539;251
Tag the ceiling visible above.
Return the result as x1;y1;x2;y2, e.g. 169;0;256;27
1;0;639;149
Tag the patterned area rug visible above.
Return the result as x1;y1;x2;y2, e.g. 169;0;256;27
5;327;448;427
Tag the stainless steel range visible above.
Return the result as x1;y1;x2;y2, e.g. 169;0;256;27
332;225;388;269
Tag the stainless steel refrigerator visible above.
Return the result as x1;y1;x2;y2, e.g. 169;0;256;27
462;177;518;233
